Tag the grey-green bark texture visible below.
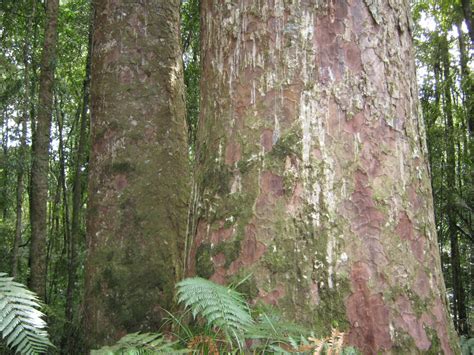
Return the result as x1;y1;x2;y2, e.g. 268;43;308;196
189;0;458;353
83;0;190;348
29;0;59;301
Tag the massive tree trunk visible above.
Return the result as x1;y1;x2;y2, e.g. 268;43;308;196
189;0;458;353
29;0;59;300
83;0;190;348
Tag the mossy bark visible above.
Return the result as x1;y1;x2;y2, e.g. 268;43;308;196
83;0;190;348
190;0;458;353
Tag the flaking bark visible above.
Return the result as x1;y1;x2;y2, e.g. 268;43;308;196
190;0;458;353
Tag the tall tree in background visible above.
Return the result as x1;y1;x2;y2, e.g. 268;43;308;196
29;0;59;300
440;33;468;335
414;0;473;336
181;0;201;153
83;0;190;348
12;0;35;279
61;22;93;354
189;0;458;353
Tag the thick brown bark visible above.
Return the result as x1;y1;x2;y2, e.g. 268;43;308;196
190;1;458;353
83;0;190;348
29;0;59;300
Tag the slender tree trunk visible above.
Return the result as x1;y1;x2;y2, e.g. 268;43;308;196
190;1;458;353
56;98;71;254
457;23;473;160
441;35;468;335
461;0;474;45
61;23;92;354
83;0;190;348
1;112;9;220
29;9;40;139
45;106;67;304
441;37;458;331
12;0;36;279
29;0;59;300
456;22;474;335
43;97;72;306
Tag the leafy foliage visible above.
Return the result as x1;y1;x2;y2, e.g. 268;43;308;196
176;277;254;344
93;278;360;354
91;332;187;355
181;0;200;153
252;323;360;354
413;0;473;335
460;336;474;355
0;273;53;355
243;308;313;352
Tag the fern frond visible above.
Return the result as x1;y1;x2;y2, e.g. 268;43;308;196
245;310;310;343
91;332;188;354
0;273;53;355
176;277;253;340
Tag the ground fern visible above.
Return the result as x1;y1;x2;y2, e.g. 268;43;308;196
0;273;53;355
176;277;253;346
91;332;187;354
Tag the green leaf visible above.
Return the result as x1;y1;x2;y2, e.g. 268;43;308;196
91;332;189;354
176;277;253;344
0;273;53;355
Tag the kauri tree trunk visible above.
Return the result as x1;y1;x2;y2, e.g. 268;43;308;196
83;0;190;348
189;1;458;353
29;0;59;300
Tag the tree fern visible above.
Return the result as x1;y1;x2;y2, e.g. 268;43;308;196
0;273;53;354
176;277;253;343
91;332;187;355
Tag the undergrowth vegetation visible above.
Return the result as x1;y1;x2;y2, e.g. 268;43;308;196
0;273;53;354
2;274;473;354
93;277;360;354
